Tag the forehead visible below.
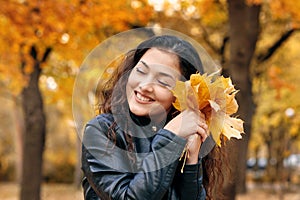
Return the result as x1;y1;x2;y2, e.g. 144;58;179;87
139;48;181;74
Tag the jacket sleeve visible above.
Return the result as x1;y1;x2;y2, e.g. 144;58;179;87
81;116;187;200
176;161;206;200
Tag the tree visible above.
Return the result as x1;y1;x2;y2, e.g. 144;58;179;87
0;0;153;199
221;1;260;198
20;45;49;200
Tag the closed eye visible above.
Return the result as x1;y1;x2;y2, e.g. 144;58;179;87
136;67;146;74
135;61;149;74
157;80;171;88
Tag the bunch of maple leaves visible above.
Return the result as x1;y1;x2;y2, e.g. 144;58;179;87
172;72;244;147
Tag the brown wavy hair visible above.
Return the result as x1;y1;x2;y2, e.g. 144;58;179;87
96;35;229;199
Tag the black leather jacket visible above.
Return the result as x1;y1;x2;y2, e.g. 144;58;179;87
81;113;206;200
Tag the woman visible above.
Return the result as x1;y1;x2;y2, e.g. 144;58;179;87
81;35;226;199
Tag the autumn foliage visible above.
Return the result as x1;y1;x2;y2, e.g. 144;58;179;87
0;0;154;95
172;72;244;146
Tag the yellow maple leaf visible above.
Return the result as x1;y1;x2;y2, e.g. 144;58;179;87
172;81;189;111
221;115;244;140
221;77;239;115
172;80;198;111
207;77;227;112
208;110;226;146
190;73;210;110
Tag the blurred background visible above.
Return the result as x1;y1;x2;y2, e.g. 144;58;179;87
0;0;300;199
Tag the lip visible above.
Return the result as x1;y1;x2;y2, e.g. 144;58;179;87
134;91;154;104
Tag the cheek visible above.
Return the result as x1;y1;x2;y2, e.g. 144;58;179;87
127;71;140;88
156;89;175;106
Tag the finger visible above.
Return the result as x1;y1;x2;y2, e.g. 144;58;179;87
198;121;208;130
199;111;206;119
187;134;199;143
197;125;208;142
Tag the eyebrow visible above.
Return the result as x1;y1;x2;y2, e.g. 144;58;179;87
140;60;150;69
140;60;177;80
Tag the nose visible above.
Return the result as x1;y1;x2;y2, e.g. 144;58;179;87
139;81;154;93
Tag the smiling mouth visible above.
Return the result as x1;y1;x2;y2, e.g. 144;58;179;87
135;92;153;102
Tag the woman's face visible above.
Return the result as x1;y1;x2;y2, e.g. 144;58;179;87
126;48;182;119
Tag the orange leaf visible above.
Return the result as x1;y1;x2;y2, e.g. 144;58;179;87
221;77;239;114
172;81;187;111
190;73;210;110
172;80;199;111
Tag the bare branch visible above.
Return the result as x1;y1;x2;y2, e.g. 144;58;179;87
41;47;52;63
257;28;300;63
220;36;229;64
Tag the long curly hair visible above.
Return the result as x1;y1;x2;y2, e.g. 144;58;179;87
96;35;229;199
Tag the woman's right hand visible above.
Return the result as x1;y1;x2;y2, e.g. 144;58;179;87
164;109;207;139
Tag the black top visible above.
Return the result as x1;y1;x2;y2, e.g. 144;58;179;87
81;113;206;200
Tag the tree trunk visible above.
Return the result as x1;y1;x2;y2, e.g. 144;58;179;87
20;47;47;200
222;0;261;199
